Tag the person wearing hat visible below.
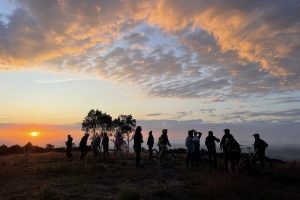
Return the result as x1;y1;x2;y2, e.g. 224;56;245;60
253;133;268;164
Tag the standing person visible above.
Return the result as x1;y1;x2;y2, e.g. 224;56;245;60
227;134;241;174
66;134;73;159
205;131;220;167
158;129;171;159
253;133;268;164
91;135;101;158
115;131;123;158
185;130;195;167
24;142;33;161
193;131;202;166
220;129;233;170
147;131;154;159
134;126;143;168
102;132;109;157
79;133;89;161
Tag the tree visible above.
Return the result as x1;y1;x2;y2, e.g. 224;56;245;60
113;115;136;155
46;144;55;151
82;109;97;137
81;109;113;139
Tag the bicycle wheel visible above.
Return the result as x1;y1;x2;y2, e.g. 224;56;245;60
161;151;176;168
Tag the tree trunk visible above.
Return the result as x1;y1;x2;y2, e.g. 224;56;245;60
127;134;129;156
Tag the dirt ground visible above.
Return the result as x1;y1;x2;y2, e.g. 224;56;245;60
0;152;299;200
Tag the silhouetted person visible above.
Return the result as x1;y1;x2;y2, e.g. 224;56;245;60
158;129;171;160
193;131;202;166
102;132;109;157
185;130;195;167
24;142;33;161
227;134;241;174
91;135;101;158
115;131;123;158
205;131;220;167
79;133;89;161
147;131;154;159
66;135;73;159
220;129;233;170
253;133;268;165
134;126;143;168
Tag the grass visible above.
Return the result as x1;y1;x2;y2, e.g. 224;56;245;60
38;184;63;200
118;187;140;200
0;152;299;200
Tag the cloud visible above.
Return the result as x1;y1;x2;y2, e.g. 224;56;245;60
33;78;84;84
145;113;163;117
0;0;299;100
223;109;300;123
199;109;216;114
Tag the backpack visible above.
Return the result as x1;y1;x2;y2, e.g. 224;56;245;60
157;136;163;146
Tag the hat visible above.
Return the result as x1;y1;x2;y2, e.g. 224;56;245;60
162;129;168;133
224;129;230;133
253;133;260;137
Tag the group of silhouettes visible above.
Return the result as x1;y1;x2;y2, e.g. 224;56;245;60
65;127;268;171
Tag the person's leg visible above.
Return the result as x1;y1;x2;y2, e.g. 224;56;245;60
149;145;153;159
80;150;84;160
191;153;195;167
186;153;189;167
224;151;229;170
66;148;70;158
186;153;191;167
137;151;141;167
208;149;213;167
212;149;217;167
104;147;109;156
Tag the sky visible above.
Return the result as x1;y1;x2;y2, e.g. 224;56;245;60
0;0;299;147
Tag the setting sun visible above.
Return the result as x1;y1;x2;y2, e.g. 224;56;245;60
30;131;40;137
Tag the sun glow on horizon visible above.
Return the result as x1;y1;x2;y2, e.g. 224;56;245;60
29;131;40;137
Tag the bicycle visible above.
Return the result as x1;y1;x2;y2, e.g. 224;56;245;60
150;146;176;168
240;147;272;174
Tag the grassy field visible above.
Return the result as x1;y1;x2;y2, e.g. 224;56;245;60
0;152;299;200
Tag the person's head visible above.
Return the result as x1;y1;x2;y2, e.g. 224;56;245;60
68;134;71;138
208;131;213;136
104;132;107;137
253;133;260;139
135;126;142;133
188;130;194;137
162;129;168;134
149;131;153;136
117;131;122;136
85;133;89;137
224;129;230;135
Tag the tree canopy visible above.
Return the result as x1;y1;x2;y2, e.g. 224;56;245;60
81;110;137;154
81;109;113;139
